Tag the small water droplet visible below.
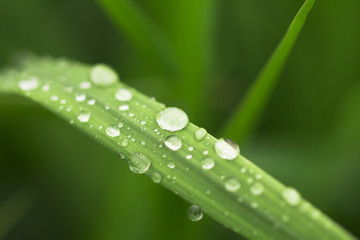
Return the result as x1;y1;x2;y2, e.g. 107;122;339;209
186;154;192;160
188;146;194;151
115;88;133;101
167;162;176;169
106;125;120;137
87;99;96;105
250;182;265;196
50;95;59;102
60;99;66;105
195;128;207;141
119;105;129;111
122;139;129;147
128;152;151;174
164;135;182;151
141;121;146;125
188;205;203;222
141;141;146;146
79;81;92;89
42;84;50;92
282;187;301;206
156;107;189;132
77;112;90;122
215;138;239;160
151;171;162;183
18;77;39;91
201;157;215;170
75;93;86;102
225;178;241;192
90;64;118;86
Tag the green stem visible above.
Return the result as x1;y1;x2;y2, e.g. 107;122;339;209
220;0;315;142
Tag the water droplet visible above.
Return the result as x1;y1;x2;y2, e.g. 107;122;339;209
119;105;129;111
77;112;90;122
215;138;239;160
42;84;50;92
188;146;194;151
201;157;215;170
90;64;118;86
141;121;146;125
141;141;146;146
87;99;96;105
167;162;176;169
75;93;86;102
224;138;240;153
60;99;66;105
115;88;133;101
79;81;91;89
250;182;265;196
122;139;129;147
225;178;241;192
128;152;151;174
164;135;182;151
156;107;189;132
186;154;192;160
18;77;39;91
151;171;162;183
50;95;59;102
106;125;120;137
282;187;301;206
195;128;207;141
188;205;203;222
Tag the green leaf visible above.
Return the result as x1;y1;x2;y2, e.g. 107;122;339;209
220;0;315;142
0;55;355;240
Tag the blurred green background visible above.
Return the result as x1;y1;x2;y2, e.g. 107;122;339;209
0;0;359;239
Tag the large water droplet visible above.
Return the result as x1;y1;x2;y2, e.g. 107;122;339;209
18;77;39;91
156;107;189;132
215;138;239;160
77;112;90;122
129;152;151;174
115;88;133;101
250;182;265;196
106;125;120;137
224;138;240;153
188;205;203;222
225;178;241;192
164;135;182;151
282;187;301;206
90;64;118;86
195;128;207;141
201;157;215;170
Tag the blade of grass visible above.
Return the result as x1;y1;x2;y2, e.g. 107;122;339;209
0;55;355;240
220;0;315;142
96;0;178;75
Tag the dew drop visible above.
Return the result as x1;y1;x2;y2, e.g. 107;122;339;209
106;125;120;137
90;64;118;86
151;171;162;183
87;99;96;105
42;84;50;92
119;105;129;111
18;77;39;91
77;112;90;122
195;128;207;141
188;205;203;222
167;162;176;169
50;95;59;102
282;187;301;206
115;88;133;101
186;154;192;160
201;157;215;170
224;138;240;153
225;178;241;192
164;135;182;151
79;81;91;89
215;138;239;160
156;107;189;132
250;182;265;196
122;139;129;147
128;152;151;174
75;93;86;102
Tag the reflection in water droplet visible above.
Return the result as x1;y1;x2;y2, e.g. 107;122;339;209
90;64;118;86
18;77;39;91
164;135;182;151
188;205;203;222
215;138;239;160
129;152;151;174
224;138;240;153
77;112;90;122
282;187;301;206
156;107;189;132
115;88;133;101
106;125;120;137
201;158;215;170
195;128;207;141
225;178;241;192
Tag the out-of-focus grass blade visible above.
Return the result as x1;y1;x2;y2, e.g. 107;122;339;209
0;189;36;239
220;0;315;142
96;0;177;75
